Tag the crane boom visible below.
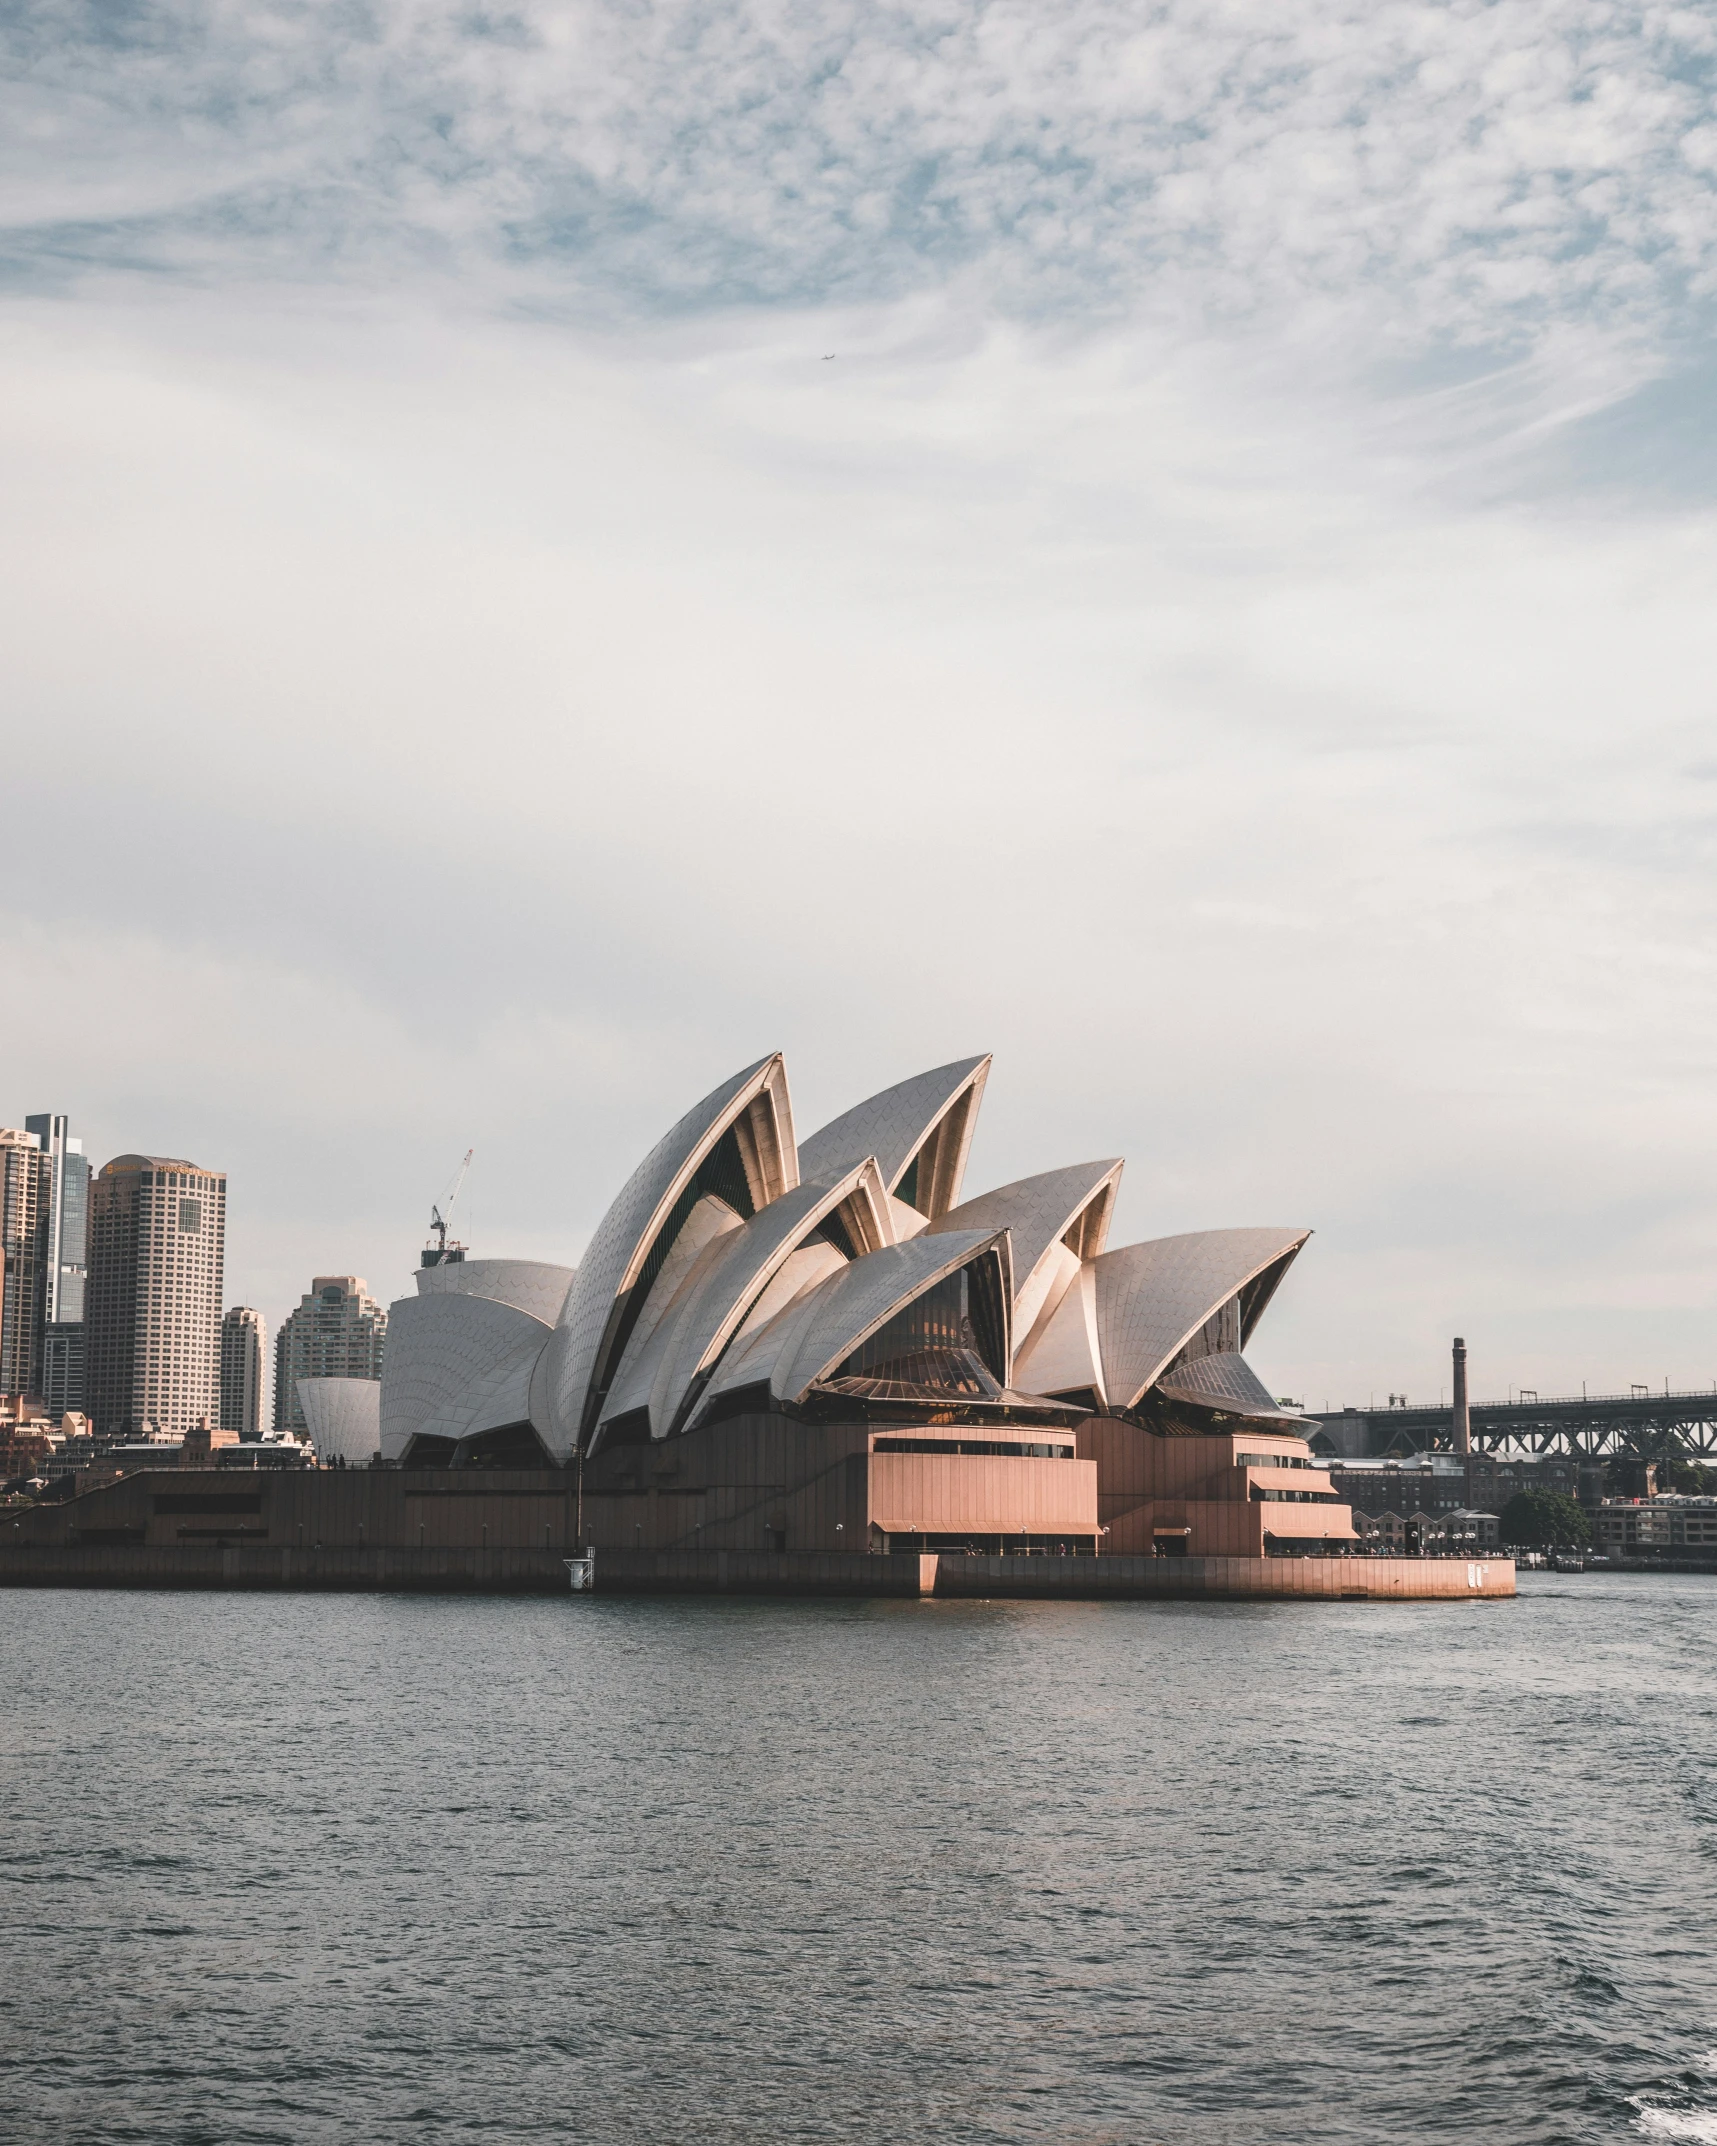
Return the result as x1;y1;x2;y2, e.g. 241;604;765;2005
423;1148;475;1268
441;1148;474;1225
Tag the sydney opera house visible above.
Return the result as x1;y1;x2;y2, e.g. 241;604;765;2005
378;1055;1356;1559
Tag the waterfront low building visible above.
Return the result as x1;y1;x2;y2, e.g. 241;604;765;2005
1356;1509;1436;1553
179;1418;240;1465
1439;1509;1501;1551
1315;1431;1598;1516
1356;1507;1499;1553
1326;1455;1469;1520
1468;1452;1593;1515
1596;1497;1717;1555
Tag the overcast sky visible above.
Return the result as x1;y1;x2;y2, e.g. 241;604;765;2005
5;0;1716;1412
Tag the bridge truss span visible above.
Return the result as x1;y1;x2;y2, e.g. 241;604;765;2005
1311;1388;1717;1463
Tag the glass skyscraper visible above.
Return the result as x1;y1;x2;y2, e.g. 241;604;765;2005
26;1112;89;1416
0;1127;50;1403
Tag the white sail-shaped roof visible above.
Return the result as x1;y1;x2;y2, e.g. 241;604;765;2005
696;1227;1008;1416
796;1055;989;1217
1091;1228;1310;1413
383;1291;554;1459
929;1158;1121;1338
297;1377;381;1466
415;1258;576;1325
597;1159;894;1444
724;1241;846;1351
384;1052;1316;1456
533;1054;796;1460
593;1193;747;1428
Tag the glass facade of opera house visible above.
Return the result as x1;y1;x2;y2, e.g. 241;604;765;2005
379;1054;1357;1558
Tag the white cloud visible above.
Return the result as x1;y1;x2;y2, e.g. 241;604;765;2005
3;285;1716;1400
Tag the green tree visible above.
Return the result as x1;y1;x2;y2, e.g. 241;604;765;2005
1498;1487;1591;1548
1657;1457;1717;1496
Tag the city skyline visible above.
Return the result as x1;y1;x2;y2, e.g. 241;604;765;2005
8;1087;1714;1423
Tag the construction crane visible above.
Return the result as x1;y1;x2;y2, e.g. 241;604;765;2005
422;1148;474;1268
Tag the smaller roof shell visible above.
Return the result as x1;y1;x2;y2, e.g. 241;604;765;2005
1154;1349;1306;1426
929;1158;1121;1335
698;1226;1011;1414
297;1377;382;1467
415;1258;576;1326
1092;1227;1311;1412
383;1291;553;1459
797;1056;989;1217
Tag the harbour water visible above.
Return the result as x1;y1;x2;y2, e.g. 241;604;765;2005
3;1572;1715;2144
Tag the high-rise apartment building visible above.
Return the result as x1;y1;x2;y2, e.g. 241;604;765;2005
25;1112;90;1415
86;1155;227;1439
220;1305;268;1438
274;1276;386;1433
0;1128;51;1403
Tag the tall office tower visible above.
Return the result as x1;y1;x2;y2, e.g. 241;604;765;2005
0;1128;52;1404
220;1305;268;1438
274;1276;387;1433
86;1155;227;1440
26;1113;90;1414
24;1114;89;1324
40;1327;86;1420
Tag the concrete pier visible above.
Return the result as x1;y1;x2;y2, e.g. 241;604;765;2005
0;1542;1513;1600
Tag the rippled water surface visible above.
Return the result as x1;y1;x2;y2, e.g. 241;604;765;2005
4;1573;1717;2144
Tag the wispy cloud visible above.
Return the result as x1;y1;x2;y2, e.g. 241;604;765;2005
7;0;1715;354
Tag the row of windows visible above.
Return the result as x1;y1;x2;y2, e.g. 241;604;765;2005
872;1438;1075;1458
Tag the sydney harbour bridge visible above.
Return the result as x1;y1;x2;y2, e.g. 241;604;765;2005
1309;1386;1717;1462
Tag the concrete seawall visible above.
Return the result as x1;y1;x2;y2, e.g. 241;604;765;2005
589;1549;937;1595
933;1553;1515;1600
0;1544;574;1593
0;1544;1513;1599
